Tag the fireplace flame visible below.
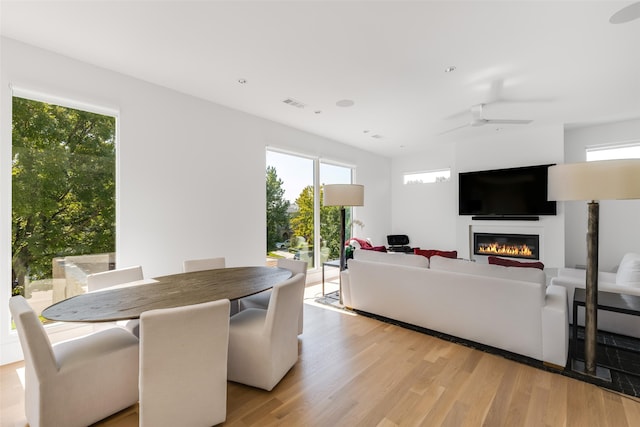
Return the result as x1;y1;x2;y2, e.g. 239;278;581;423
478;243;533;257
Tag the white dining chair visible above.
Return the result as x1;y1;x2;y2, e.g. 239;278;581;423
139;299;230;427
239;258;307;334
9;296;139;427
86;265;147;336
182;256;226;272
182;256;234;314
86;265;145;292
227;272;305;391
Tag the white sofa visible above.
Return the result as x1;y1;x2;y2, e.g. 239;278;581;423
549;253;640;338
341;250;568;367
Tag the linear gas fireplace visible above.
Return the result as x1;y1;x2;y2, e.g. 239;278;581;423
473;232;540;260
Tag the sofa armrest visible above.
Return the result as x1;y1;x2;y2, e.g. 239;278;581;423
340;270;352;308
557;267;617;284
542;284;568;368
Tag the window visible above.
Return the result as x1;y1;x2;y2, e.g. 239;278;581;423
11;95;117;322
266;149;355;269
403;168;451;184
586;142;640;162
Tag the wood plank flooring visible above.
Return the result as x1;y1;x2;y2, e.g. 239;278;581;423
3;295;640;426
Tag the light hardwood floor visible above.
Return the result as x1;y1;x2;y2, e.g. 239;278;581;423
3;294;640;426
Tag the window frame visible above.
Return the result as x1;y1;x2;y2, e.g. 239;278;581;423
2;87;120;364
266;147;357;271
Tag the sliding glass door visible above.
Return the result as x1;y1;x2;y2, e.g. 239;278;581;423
266;149;355;269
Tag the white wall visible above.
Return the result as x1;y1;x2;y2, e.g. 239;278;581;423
564;118;640;272
0;38;391;364
392;125;565;267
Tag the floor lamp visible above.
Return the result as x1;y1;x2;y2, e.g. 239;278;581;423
548;159;640;378
323;184;365;304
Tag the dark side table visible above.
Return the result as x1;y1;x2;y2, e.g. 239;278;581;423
322;259;341;296
572;288;640;378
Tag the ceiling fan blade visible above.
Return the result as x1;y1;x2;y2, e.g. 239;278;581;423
610;2;640;24
484;119;532;125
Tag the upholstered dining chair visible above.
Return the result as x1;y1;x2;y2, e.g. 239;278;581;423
9;296;139;427
239;257;307;334
86;265;145;292
228;272;305;391
86;265;148;336
139;299;230;427
182;256;234;314
182;256;226;272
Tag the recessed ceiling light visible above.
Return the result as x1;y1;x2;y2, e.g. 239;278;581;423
444;66;456;73
238;78;247;84
336;99;355;107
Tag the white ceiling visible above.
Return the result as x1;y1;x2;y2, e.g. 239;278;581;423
2;1;639;157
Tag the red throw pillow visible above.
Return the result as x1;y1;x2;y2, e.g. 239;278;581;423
361;245;387;252
414;248;457;259
488;256;545;270
346;237;373;249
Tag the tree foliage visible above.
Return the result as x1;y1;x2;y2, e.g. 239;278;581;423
12;97;116;291
290;185;342;259
266;166;290;250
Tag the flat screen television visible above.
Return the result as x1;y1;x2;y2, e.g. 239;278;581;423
458;164;557;217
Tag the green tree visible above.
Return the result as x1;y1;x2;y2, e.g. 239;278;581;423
12;97;116;293
291;185;342;260
266;166;290;250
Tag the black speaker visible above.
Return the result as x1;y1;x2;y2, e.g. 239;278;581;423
387;234;409;246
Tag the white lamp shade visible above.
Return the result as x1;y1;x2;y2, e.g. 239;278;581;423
323;184;364;207
548;159;640;201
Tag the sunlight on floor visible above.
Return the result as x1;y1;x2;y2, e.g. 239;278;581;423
303;281;358;316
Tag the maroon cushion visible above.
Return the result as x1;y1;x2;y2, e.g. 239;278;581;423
488;256;545;270
346;237;373;249
414;248;457;259
361;245;387;252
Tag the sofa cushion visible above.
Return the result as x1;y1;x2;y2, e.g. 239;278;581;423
352;249;429;268
616;253;640;287
488;256;545;270
430;255;546;285
414;248;458;260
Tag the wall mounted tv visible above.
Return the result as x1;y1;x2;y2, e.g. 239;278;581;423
458;164;557;218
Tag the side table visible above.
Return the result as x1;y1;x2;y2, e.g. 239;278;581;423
322;259;341;296
572;288;640;380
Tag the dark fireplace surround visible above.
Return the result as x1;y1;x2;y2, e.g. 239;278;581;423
473;232;540;260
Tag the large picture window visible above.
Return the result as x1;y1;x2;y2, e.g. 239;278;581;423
11;95;117;322
266;149;355;269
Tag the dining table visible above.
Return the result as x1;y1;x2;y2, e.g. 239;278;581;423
41;266;292;323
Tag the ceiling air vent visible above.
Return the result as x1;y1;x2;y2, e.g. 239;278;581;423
282;98;306;109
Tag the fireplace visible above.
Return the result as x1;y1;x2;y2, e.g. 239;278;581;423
473;232;540;260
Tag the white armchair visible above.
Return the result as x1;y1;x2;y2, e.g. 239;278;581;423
9;296;139;427
228;272;305;391
239;258;307;334
139;299;230;427
551;253;640;338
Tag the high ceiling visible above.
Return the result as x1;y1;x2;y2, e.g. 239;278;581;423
2;1;639;157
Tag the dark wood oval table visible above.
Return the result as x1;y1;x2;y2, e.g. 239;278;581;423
41;266;292;323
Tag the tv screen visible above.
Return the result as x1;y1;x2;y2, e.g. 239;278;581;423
458;164;557;217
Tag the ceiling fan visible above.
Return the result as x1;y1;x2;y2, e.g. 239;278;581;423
440;103;532;135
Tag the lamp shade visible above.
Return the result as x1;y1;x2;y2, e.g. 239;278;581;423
548;159;640;201
323;184;364;207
